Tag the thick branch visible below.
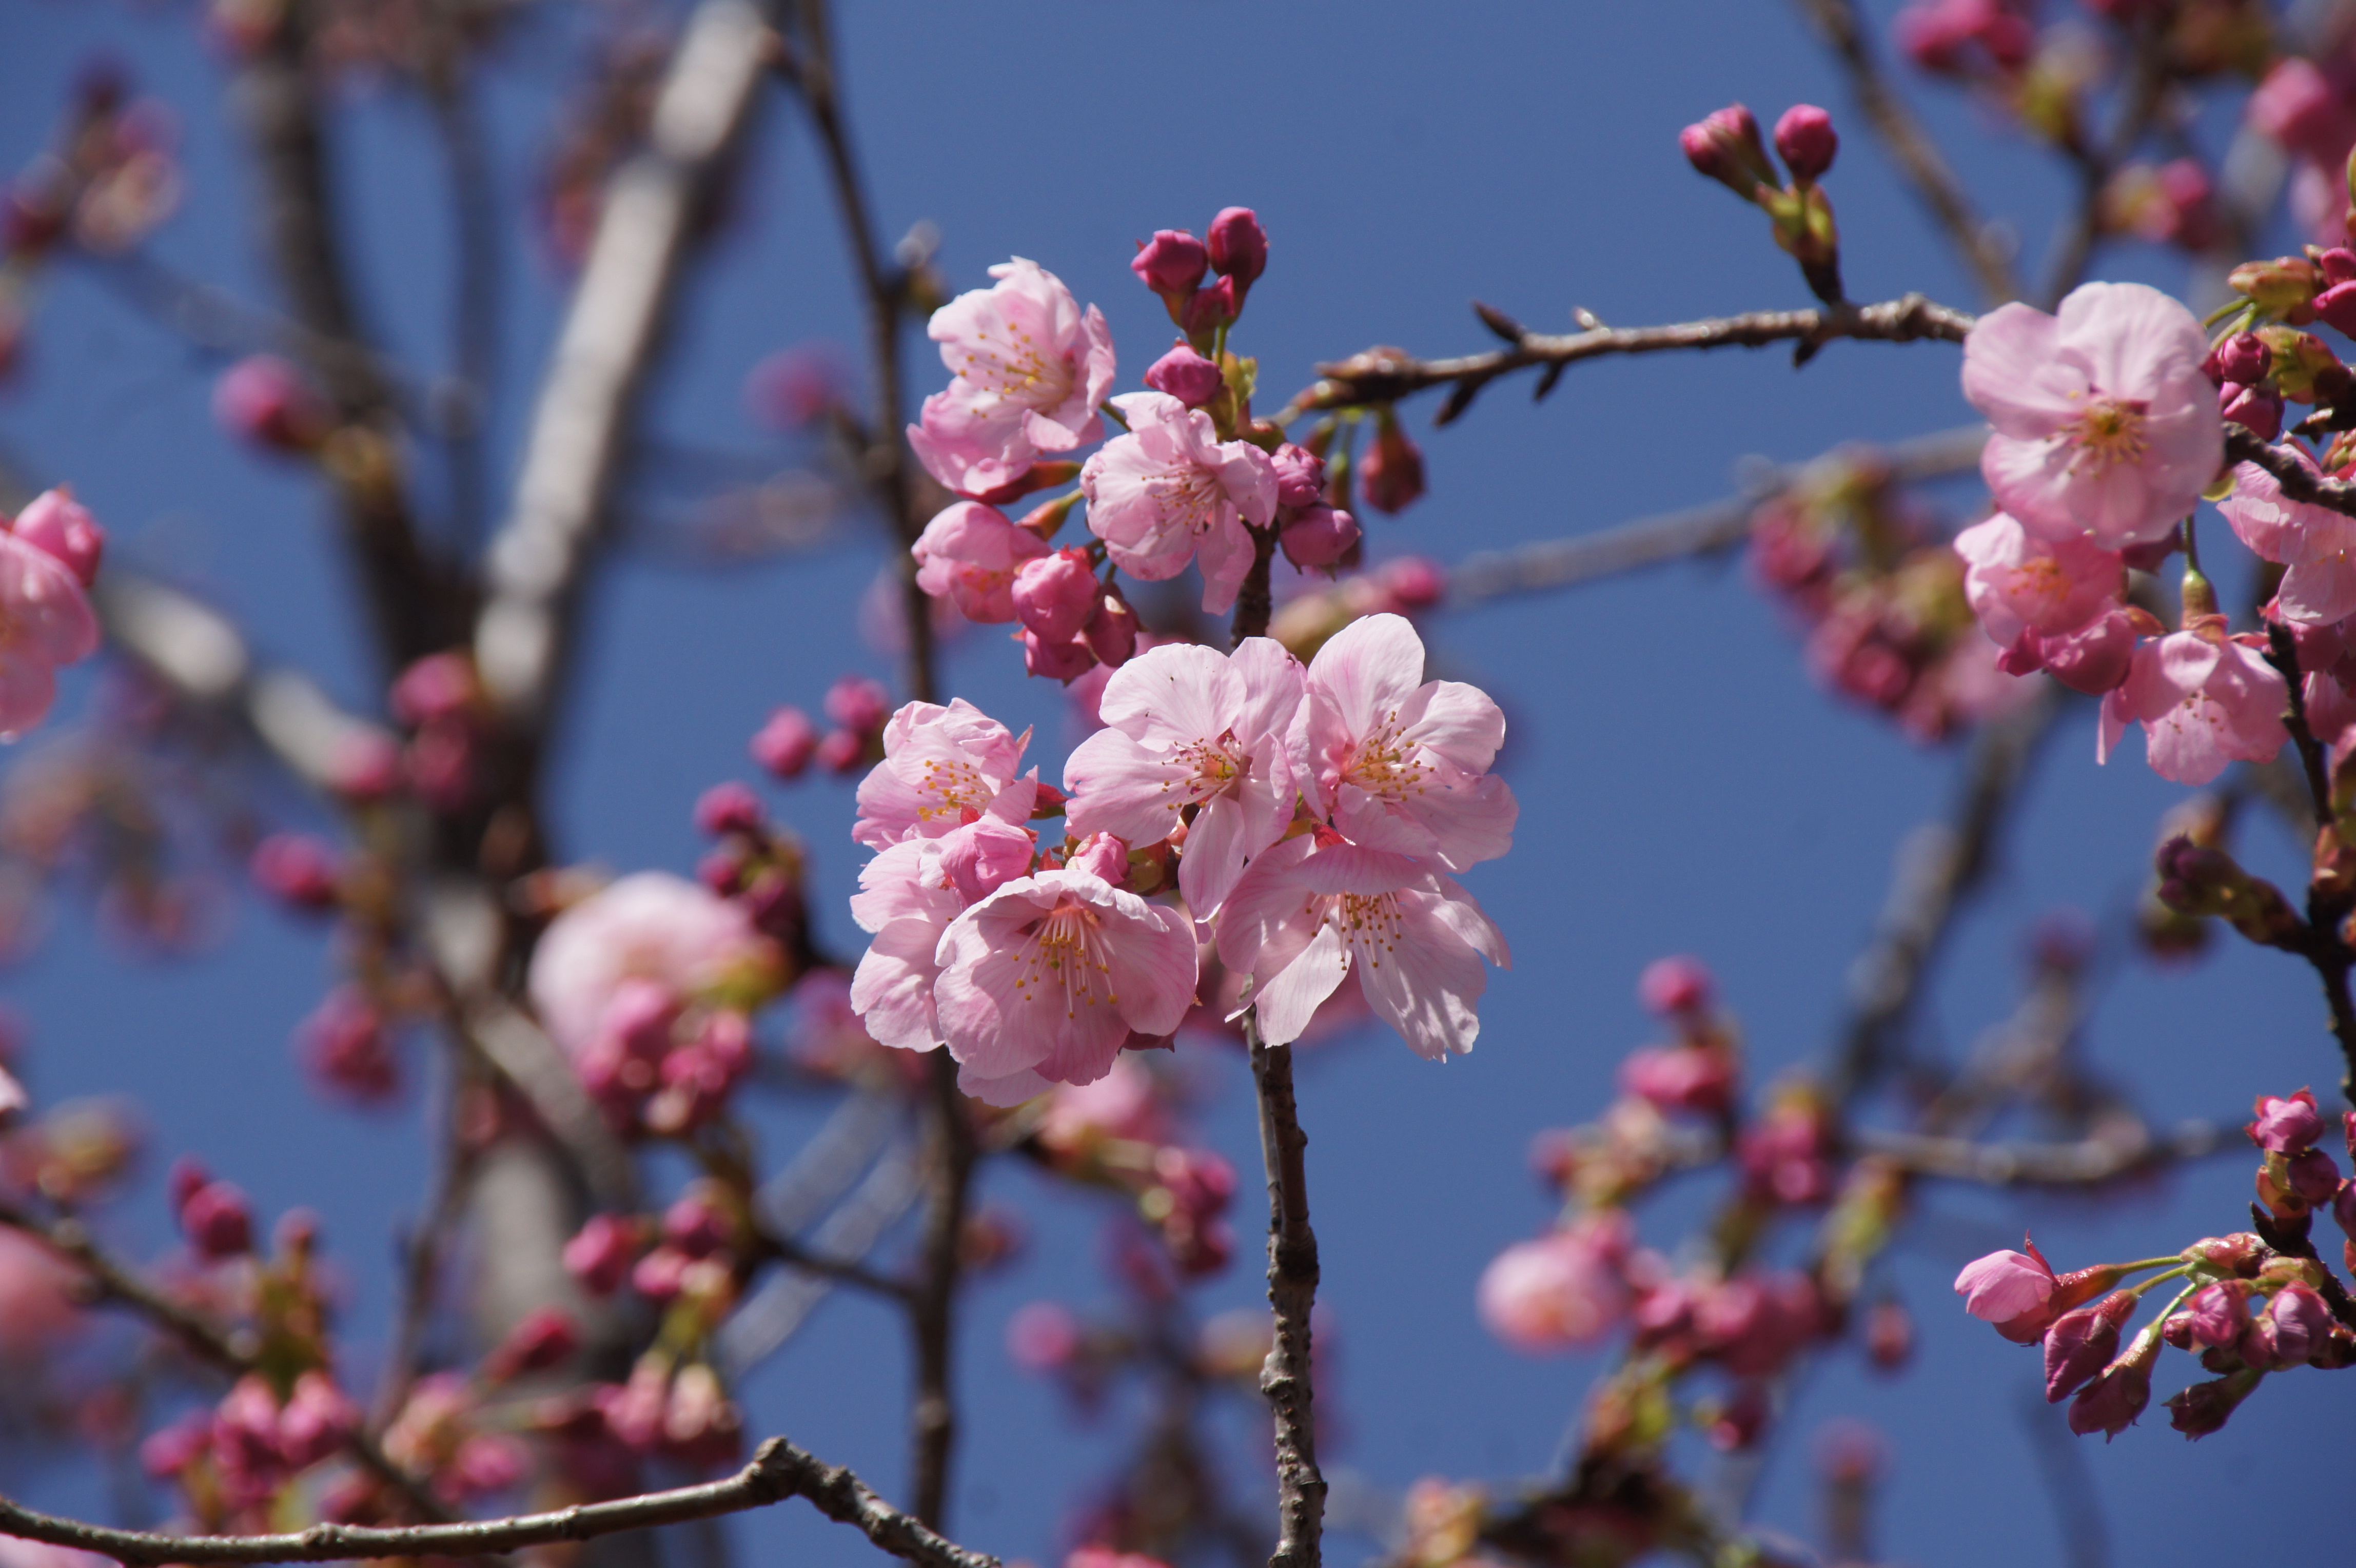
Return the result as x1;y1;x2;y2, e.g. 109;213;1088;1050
1295;295;1973;415
1245;1014;1325;1568
1785;0;2024;305
2226;427;2356;520
475;0;771;736
0;1437;1000;1568
1231;528;1279;645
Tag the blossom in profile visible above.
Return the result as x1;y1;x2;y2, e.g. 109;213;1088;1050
1295;612;1516;871
852;700;1036;852
1478;1220;1633;1352
2217;449;2356;624
1216;832;1509;1059
2098;630;2287;785
907;259;1116;497
1953;1245;2056;1324
912;502;1049;624
0;501;102;740
931;867;1196;1103
1961;281;2223;548
1081;391;1278;612
527;872;783;1058
1064;638;1305;916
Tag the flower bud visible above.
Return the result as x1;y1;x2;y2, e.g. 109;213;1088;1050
1680;104;1778;197
249;833;340;912
1183;277;1240;338
1006;1299;1081;1372
1637;954;1714;1016
181;1179;253;1260
1143;343;1225;408
1011;549;1098;643
632;1245;691;1302
1773;104;1838;182
2216;332;2272;384
562;1214;640;1297
278;1372;360;1468
1361;414;1426;515
1084;584;1140;669
693;782;762;838
1205;208;1268;292
2255;326;2346;402
486;1306;582;1381
2335;1178;2356;1240
2066;1327;2158;1439
11;489;104;586
1022;626;1096;683
1271;443;1327;510
2044;1290;2137;1402
213;355;331;453
940;815;1036;903
751;707;818;779
823;675;890;736
815;727;868;775
1130;230;1209;314
2185;1280;2251;1348
2165;1368;2261;1439
2230;256;2322;313
2288;1146;2343;1206
1618;1044;1735;1115
2221;382;2285;441
2251;1090;2325;1153
2182;1232;2266;1275
1280;505;1360;570
2266;1280;2332;1365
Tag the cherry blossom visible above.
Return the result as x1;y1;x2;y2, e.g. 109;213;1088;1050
527;872;783;1059
2098;629;2288;786
1063;638;1305;916
1216;833;1509;1059
1080;391;1278;613
1953;1246;2057;1323
1953;511;2124;646
1295;612;1517;871
2217;449;2356;624
0;507;102;741
852;699;1036;852
1961;282;2224;548
907;259;1116;497
1478;1219;1634;1352
931;866;1197;1104
912;502;1049;623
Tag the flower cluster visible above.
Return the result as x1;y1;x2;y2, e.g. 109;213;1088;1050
0;488;104;741
847;614;1512;1103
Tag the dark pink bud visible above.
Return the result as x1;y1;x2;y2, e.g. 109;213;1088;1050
11;488;104;586
1084;585;1140;669
2035;610;2138;696
631;1245;691;1302
1205;208;1268;291
814;727;866;776
2267;1281;2331;1364
277;1372;359;1468
2288;1147;2343;1206
2326;247;2356;286
2044;1291;2136;1402
326;731;403;801
1618;1044;1736;1114
1270;443;1327;510
1011;549;1098;643
1680;104;1776;195
822;675;890;735
1183;277;1240;337
389;653;478;728
1637;954;1714;1015
2216;332;2272;383
1380;556;1447;610
1022;626;1096;683
1866;1299;1913;1370
1773;104;1838;182
2315;281;2356;339
2221;382;2285;441
751;706;819;779
1144;342;1225;407
693;782;762;838
563;1214;640;1297
213;355;330;453
1280;505;1360;570
168;1156;210;1214
1005;1299;1081;1372
2166;1370;2260;1439
1130;230;1210;304
181;1180;253;1259
298;988;399;1106
2066;1334;2155;1439
249;833;340;912
2185;1281;2250;1348
940;817;1034;904
2250;1090;2324;1153
486;1306;582;1381
2333;1178;2356;1239
662;1195;732;1260
1360;420;1426;515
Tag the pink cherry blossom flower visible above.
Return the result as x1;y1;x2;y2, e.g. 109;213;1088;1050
1063;638;1305;916
0;526;100;740
1961;282;2224;548
1953;1246;2057;1323
912;502;1050;623
1081;391;1278;613
852;699;1035;851
1295;612;1517;871
527;872;783;1058
1215;833;1510;1059
931;867;1197;1100
2098;629;2287;785
2217;449;2356;624
1953;511;2123;646
907;259;1116;497
13;489;104;586
1478;1222;1633;1353
848;838;965;1055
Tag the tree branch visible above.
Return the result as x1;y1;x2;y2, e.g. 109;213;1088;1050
2226;427;2356;520
1292;295;1973;417
1850;1120;2229;1185
1784;0;2024;305
1245;1013;1325;1568
0;1437;1000;1568
906;1051;978;1528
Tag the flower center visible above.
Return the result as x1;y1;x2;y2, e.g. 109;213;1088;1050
1142;465;1221;538
1168;727;1250;808
2064;397;2149;475
957;325;1070;410
1343;710;1434;802
1012;898;1120;1017
915;757;1000;823
1322;889;1405;973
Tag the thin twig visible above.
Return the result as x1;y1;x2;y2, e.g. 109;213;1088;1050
1245;1012;1325;1568
1292;295;1974;417
0;1436;1001;1568
1850;1120;2228;1185
907;1051;978;1528
1784;0;2024;305
2257;623;2356;1104
1232;529;1279;645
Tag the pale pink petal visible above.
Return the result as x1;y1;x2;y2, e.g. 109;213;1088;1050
849;919;950;1051
1360;887;1491;1060
2280;556;2356;625
1253;919;1350;1047
1960;303;2082;436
